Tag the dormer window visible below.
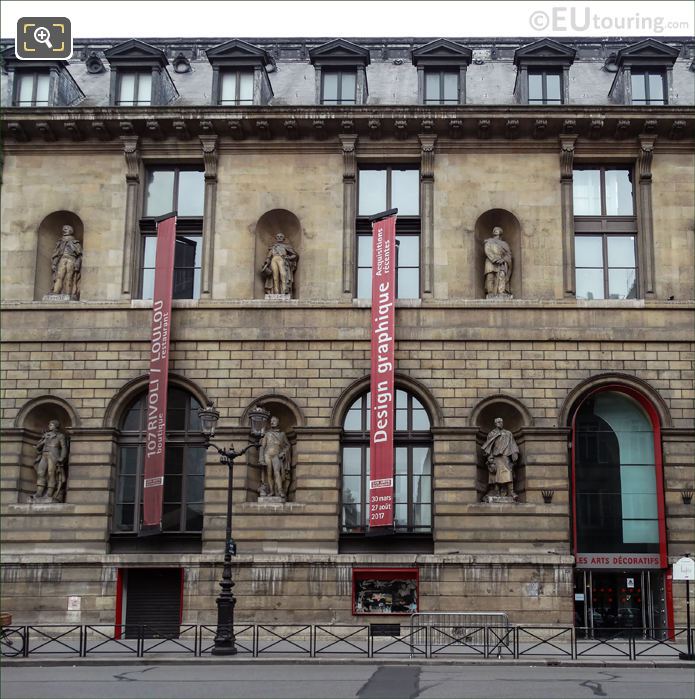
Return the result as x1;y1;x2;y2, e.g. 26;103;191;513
14;72;50;106
309;39;370;106
104;39;177;107
513;38;575;105
117;71;152;106
206;39;273;107
412;39;472;106
609;39;678;106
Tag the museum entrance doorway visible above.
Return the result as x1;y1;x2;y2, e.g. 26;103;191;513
119;568;183;638
574;569;667;637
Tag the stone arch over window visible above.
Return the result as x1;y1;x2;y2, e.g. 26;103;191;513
34;210;84;300
473;208;522;299
14;395;79;502
253;209;303;299
241;393;304;501
471;393;532;501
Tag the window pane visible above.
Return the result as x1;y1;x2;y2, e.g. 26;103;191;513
340;72;356;103
187;447;206;476
357;235;372;267
164;475;182;501
396;408;408;431
165;446;184;474
162;504;182;531
117;504;134;531
391;169;419;215
608;268;637;299
343;503;361;529
412;409;430;430
575;236;603;267
35;74;50;105
413;476;431;505
122;401;143;431
395;447;408;474
173;233;200;272
414;503;431;528
396;236;419;266
395;474;407;501
528;73;543;102
141;268;155;300
573;170;601;215
220;72;237;103
395;503;408;526
443;72;458;102
397;268;420;299
119;446;140;477
576;268;605;300
604;170;633;215
607;236;635;267
425;71;440;102
357;268;372;299
17;74;34;104
412;447;431;475
239;72;254;103
177;170;205;216
342;447;362;474
186;504;204;531
545;73;561;102
119;73;135;104
343;475;361;502
344;406;362;431
631;73;646;102
396;390;407;409
648;73;664;104
145;170;175;217
358;170;387;215
137;72;152;104
143;236;157;268
323;72;338;102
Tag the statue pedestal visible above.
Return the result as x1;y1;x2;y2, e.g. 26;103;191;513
264;293;291;301
482;494;518;504
29;494;64;505
42;293;77;302
485;293;513;300
257;495;287;505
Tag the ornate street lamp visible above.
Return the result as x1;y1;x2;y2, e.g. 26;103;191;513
199;401;270;655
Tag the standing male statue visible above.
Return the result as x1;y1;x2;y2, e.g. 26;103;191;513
34;419;68;502
258;416;292;500
483;226;513;298
262;232;299;297
482;417;520;500
51;224;83;298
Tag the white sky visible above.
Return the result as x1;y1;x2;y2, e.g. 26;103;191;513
1;0;693;39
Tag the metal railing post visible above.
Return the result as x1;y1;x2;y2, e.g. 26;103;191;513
23;626;29;657
514;626;519;659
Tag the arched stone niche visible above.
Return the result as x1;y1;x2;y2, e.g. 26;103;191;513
473;208;522;299
34;211;84;300
253;209;302;299
241;395;304;502
471;395;532;501
14;397;77;502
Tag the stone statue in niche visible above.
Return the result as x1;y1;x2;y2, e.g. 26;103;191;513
258;416;292;501
482;417;519;502
47;225;83;300
262;232;298;298
32;419;69;503
483;226;513;298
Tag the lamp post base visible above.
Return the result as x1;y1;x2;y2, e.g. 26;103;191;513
678;652;695;660
211;643;238;656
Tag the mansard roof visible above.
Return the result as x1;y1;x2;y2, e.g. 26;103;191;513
104;39;169;68
616;38;680;67
513;38;576;67
206;39;271;66
308;38;370;67
411;38;472;67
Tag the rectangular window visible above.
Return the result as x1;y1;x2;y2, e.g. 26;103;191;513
14;72;50;106
219;70;254;105
424;70;459;105
117;71;153;106
573;167;637;300
631;71;666;105
322;70;357;105
139;167;205;299
356;167;420;299
528;70;562;104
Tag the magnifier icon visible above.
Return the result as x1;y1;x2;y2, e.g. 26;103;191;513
33;26;53;49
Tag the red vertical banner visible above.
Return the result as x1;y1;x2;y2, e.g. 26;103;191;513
140;213;177;534
369;210;397;528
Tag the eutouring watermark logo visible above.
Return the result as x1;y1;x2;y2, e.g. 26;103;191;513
528;7;691;34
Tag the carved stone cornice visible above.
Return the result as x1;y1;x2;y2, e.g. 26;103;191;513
121;135;140;182
559;134;577;180
200;135;219;180
339;133;357;180
419;134;436;180
638;134;656;181
36;122;56;142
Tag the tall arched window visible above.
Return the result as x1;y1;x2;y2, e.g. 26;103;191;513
112;388;206;546
573;389;664;558
341;389;432;540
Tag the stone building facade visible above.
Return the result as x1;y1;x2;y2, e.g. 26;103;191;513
0;36;693;632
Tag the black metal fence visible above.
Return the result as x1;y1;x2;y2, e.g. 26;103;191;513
0;624;692;660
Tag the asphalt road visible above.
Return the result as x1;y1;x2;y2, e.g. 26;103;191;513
2;663;693;699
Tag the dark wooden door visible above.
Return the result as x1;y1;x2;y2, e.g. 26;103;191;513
124;568;182;638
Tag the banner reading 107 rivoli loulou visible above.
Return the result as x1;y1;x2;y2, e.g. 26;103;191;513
369;209;398;528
